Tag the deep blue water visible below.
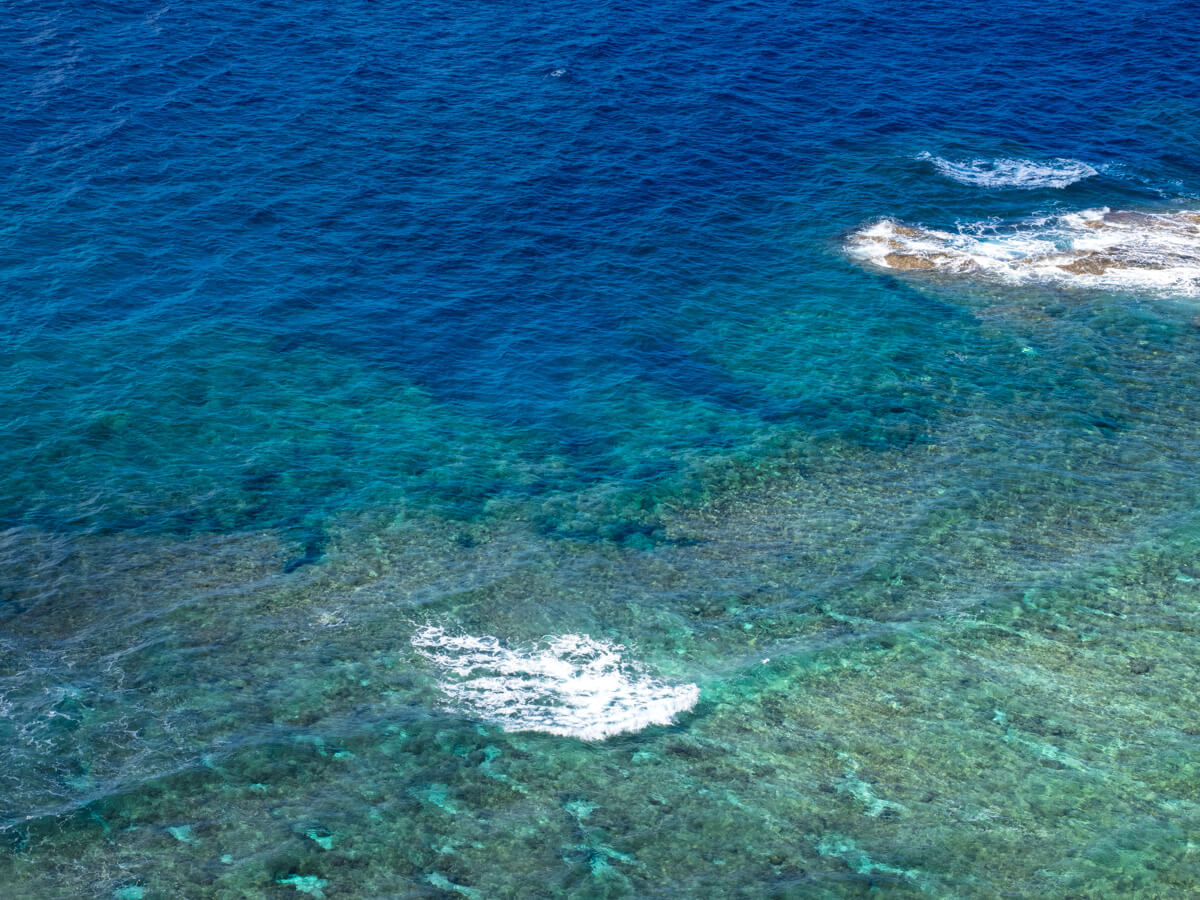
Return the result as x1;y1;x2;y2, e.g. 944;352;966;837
4;1;1200;896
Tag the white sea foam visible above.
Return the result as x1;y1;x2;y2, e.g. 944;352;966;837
411;626;700;741
917;152;1099;189
846;208;1200;297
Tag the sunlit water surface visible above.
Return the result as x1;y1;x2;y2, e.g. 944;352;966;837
3;0;1200;896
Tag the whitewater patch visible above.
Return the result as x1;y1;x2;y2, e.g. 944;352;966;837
411;626;700;741
847;208;1200;297
917;152;1099;189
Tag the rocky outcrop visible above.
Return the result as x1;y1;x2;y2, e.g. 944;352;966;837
846;208;1200;295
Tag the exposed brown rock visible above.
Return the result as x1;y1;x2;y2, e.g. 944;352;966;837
1105;211;1157;226
1057;254;1169;275
1058;255;1114;275
854;209;1200;285
884;253;936;270
858;236;908;250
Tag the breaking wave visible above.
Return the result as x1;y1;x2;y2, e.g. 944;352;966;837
847;207;1200;296
917;152;1099;189
411;626;700;741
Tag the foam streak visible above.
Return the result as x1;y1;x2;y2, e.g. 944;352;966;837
918;152;1098;189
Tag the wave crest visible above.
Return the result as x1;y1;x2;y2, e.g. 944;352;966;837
918;152;1098;189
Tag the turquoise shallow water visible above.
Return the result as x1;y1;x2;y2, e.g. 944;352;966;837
4;0;1200;896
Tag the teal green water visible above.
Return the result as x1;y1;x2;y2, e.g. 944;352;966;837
5;292;1200;896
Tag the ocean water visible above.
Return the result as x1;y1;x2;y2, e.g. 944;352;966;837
3;0;1200;896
